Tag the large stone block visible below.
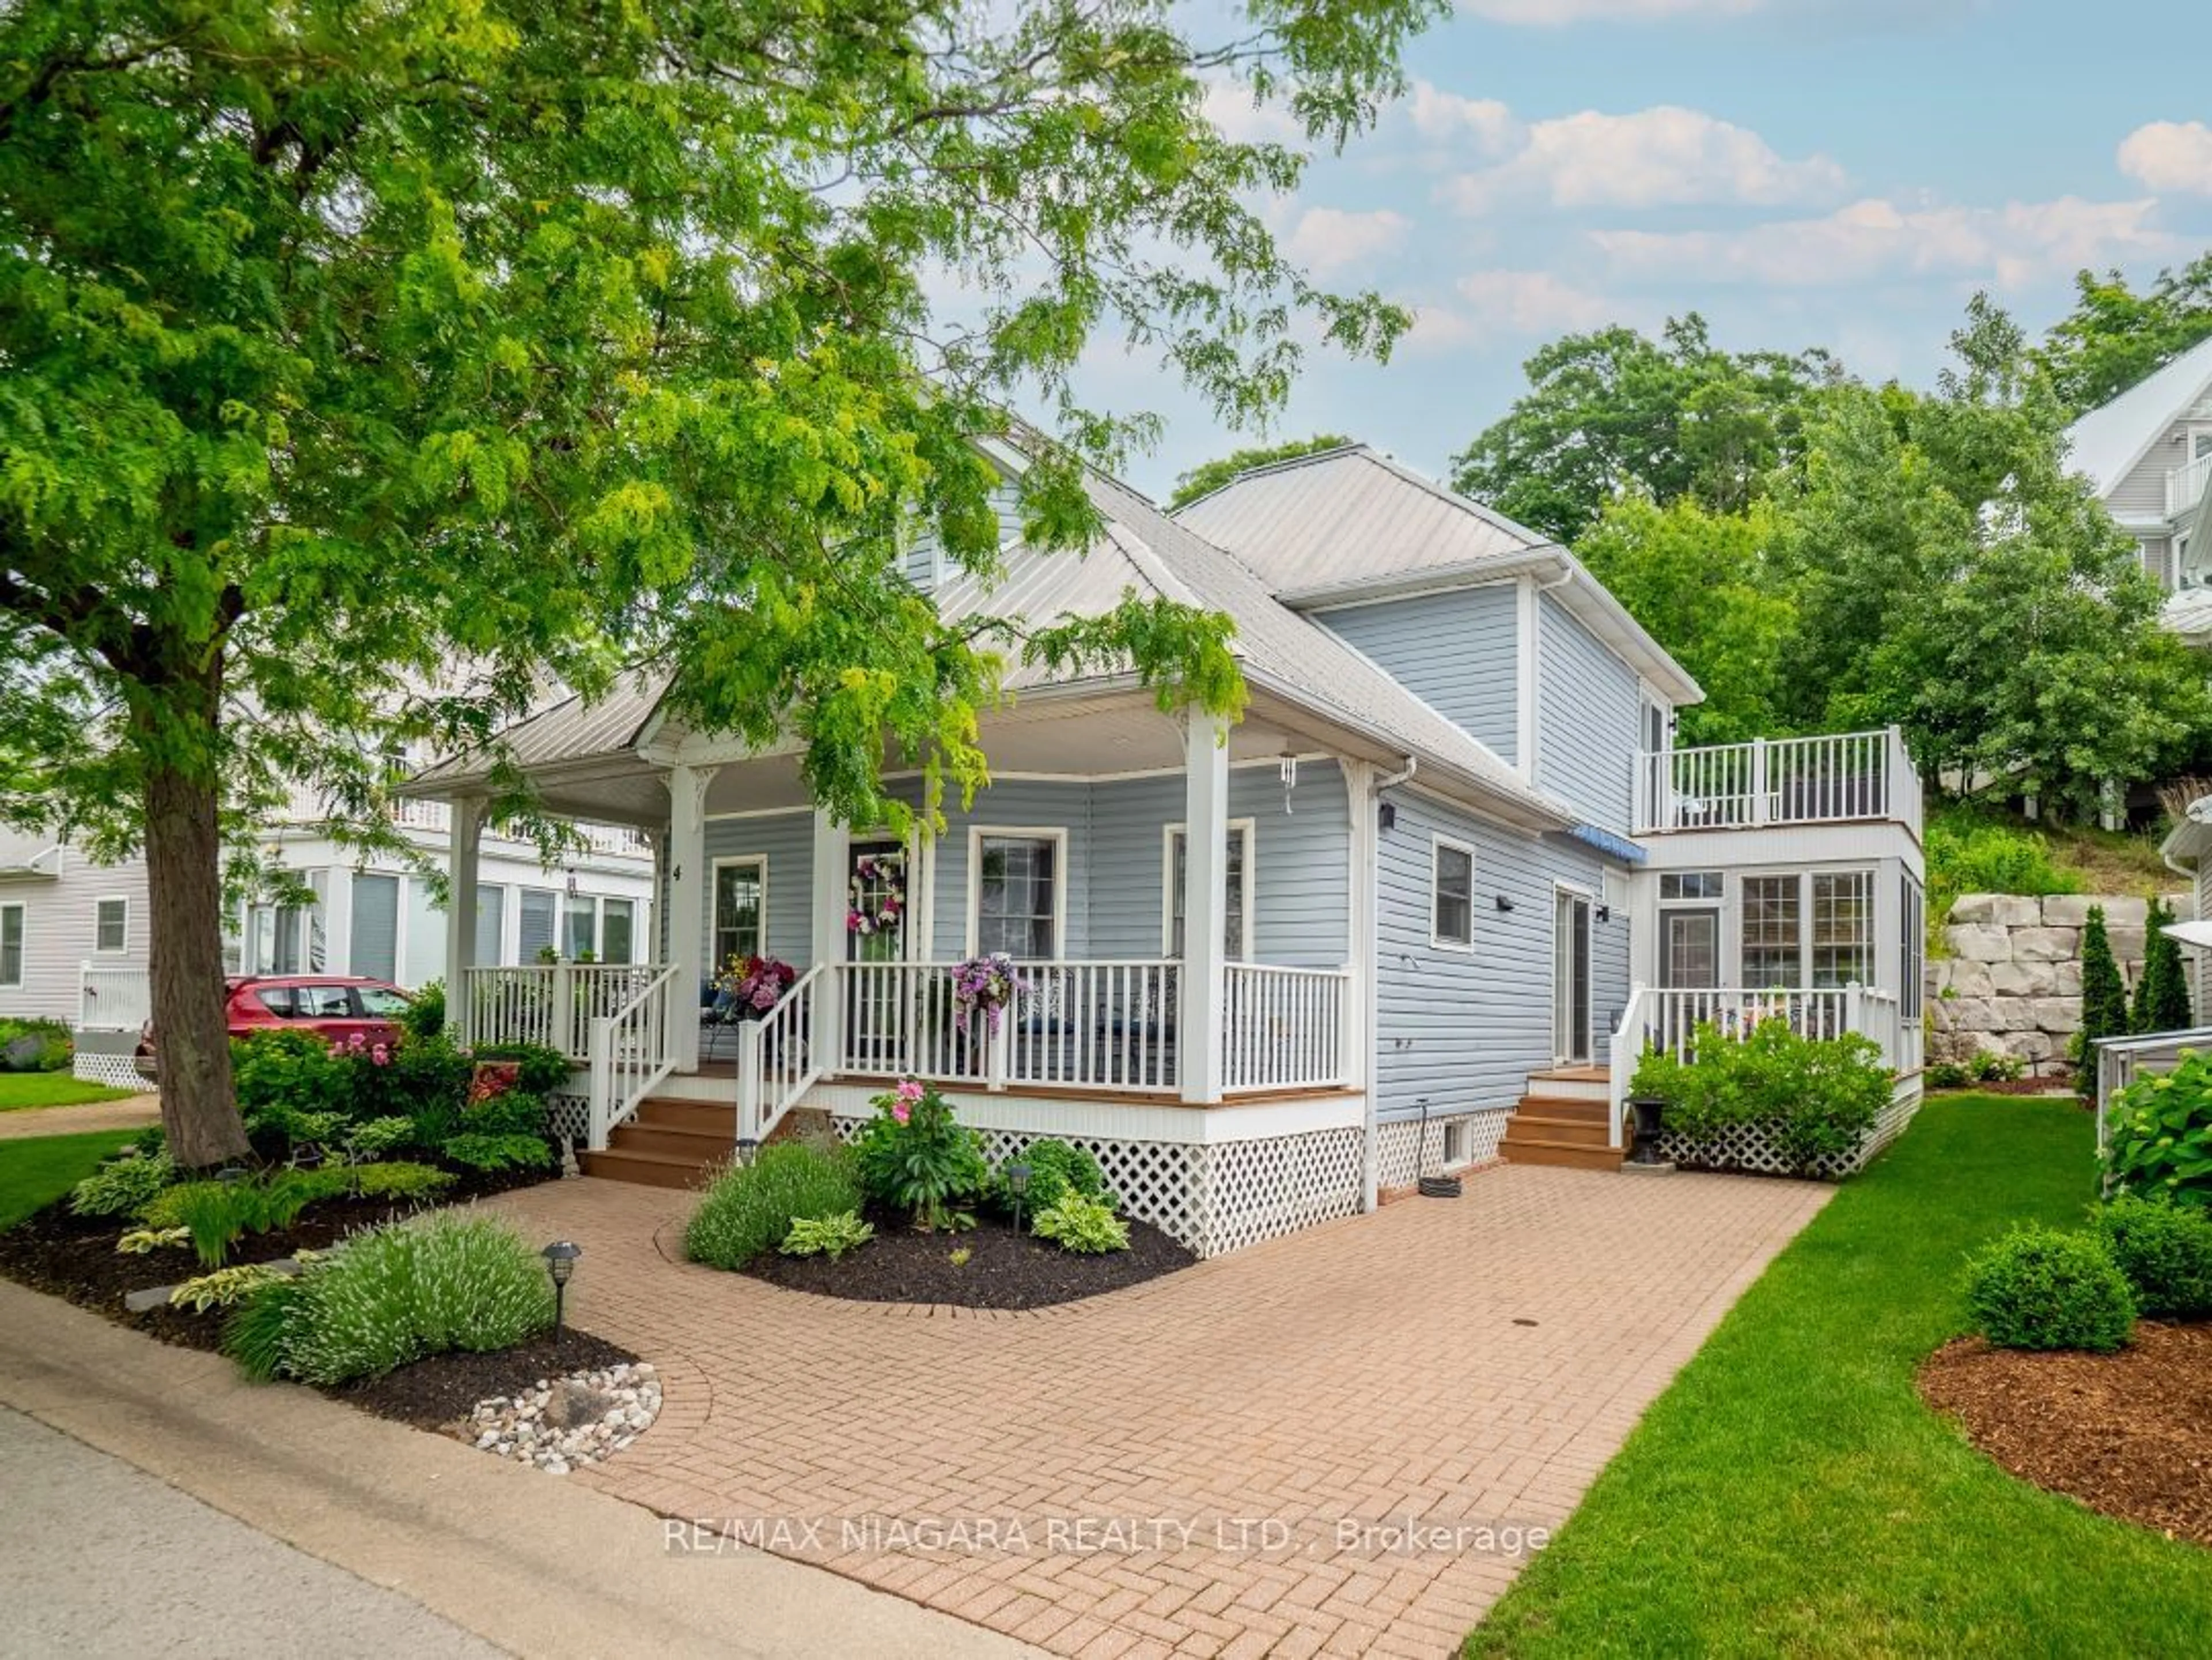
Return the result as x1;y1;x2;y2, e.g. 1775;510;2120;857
2108;928;2146;965
2053;961;2082;996
1952;893;2041;927
1949;997;2003;1033
2012;926;2078;963
2043;894;2147;928
1999;999;2046;1032
1946;924;2014;962
1940;961;1995;999
1997;1031;2059;1063
1988;960;2055;997
2032;997;2083;1034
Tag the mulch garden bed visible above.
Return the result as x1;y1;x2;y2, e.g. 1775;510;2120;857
1930;1080;2080;1098
1921;1323;2212;1546
332;1329;638;1430
741;1205;1195;1309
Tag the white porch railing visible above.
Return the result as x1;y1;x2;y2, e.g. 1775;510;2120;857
78;962;151;1033
1608;981;1909;1146
586;963;681;1148
1634;727;1920;840
736;965;827;1142
1222;963;1350;1093
458;963;668;1060
1010;961;1181;1092
2167;451;2212;519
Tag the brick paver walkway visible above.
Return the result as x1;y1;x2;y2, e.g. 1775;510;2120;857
486;1164;1830;1658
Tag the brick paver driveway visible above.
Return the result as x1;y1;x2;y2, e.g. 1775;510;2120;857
487;1164;1829;1658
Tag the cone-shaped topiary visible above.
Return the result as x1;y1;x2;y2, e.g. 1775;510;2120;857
2078;904;2130;1097
2132;897;2194;1035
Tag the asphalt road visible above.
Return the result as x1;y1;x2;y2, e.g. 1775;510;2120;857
0;1405;502;1658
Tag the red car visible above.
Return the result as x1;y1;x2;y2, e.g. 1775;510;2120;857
137;975;412;1063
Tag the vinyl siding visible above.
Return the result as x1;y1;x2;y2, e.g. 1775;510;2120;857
1535;593;1639;836
700;811;815;971
903;483;1026;593
1311;587;1520;763
1372;789;1630;1124
0;835;154;1024
2107;425;2186;519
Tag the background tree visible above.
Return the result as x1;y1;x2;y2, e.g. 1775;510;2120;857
2078;905;2131;1096
1447;315;1837;544
2036;254;2212;418
1573;497;1794;746
0;0;1444;1166
2133;898;2194;1034
1167;433;1352;510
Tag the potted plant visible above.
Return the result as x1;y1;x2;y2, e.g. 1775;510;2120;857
718;954;798;1018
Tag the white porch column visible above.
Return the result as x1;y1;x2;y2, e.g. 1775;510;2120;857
666;765;716;1071
1181;710;1231;1104
811;807;849;1077
444;797;484;1047
1339;759;1379;1209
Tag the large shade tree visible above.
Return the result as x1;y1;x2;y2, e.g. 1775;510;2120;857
0;0;1443;1166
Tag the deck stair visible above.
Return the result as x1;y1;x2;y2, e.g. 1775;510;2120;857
1499;1067;1625;1172
577;1098;832;1189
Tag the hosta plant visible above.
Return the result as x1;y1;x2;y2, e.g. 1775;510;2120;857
1031;1193;1130;1255
779;1211;876;1261
2105;1050;2212;1209
171;1264;291;1313
116;1226;191;1255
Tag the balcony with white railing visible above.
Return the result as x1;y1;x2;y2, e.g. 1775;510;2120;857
2167;450;2212;520
1633;727;1921;841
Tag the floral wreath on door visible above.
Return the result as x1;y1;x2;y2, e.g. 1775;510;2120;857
847;853;906;936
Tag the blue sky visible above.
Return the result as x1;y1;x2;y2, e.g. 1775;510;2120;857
1085;0;2212;501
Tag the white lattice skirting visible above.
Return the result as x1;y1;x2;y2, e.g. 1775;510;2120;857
830;1115;1364;1258
1374;1110;1510;1190
1650;1078;1925;1179
546;1091;593;1145
74;1053;150;1090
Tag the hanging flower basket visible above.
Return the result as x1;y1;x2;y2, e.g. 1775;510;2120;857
847;853;906;937
952;952;1024;1031
718;954;798;1015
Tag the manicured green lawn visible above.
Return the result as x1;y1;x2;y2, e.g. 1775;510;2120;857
0;1073;137;1111
1467;1093;2212;1656
0;1130;142;1230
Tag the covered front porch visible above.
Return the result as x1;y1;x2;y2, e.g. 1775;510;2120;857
430;683;1374;1156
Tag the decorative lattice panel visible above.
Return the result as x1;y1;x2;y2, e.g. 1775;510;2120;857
1374;1110;1510;1190
1190;1126;1363;1256
73;1053;149;1090
546;1091;592;1145
1651;1081;1924;1179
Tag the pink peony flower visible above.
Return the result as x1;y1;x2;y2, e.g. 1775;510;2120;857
371;1043;391;1067
895;1078;925;1105
891;1102;911;1124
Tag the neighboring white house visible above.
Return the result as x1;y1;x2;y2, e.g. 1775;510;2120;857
405;440;1927;1257
2065;332;2212;643
0;796;654;1062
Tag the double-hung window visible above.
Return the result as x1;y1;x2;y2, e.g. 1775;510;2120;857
1433;838;1475;949
713;859;766;969
0;903;23;988
94;897;128;954
974;832;1060;958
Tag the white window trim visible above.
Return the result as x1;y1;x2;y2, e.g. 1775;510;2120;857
92;894;131;956
965;826;1067;959
0;901;24;988
1160;818;1256;961
1430;834;1477;952
709;854;769;970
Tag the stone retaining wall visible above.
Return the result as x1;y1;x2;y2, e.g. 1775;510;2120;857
1927;893;2184;1067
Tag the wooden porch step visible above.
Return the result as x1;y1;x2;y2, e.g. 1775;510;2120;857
1501;1091;1623;1171
576;1146;721;1190
1511;1094;1612;1127
1505;1110;1615;1149
1497;1136;1625;1173
634;1097;735;1134
1524;1067;1609;1102
606;1121;734;1162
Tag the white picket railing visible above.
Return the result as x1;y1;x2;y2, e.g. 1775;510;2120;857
1008;960;1182;1092
78;962;152;1033
458;963;667;1060
2168;450;2212;518
1634;727;1919;838
1222;963;1350;1093
586;964;681;1148
736;965;827;1142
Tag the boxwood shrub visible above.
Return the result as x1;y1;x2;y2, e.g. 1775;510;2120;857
1964;1225;2137;1353
2097;1194;2212;1319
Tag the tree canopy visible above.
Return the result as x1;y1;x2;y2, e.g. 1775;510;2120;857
2035;254;2212;418
0;0;1445;1163
1166;432;1353;509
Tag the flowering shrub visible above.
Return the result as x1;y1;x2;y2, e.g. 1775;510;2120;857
718;953;798;1013
2104;1050;2212;1210
952;953;1022;1031
853;1078;988;1231
1628;1018;1889;1176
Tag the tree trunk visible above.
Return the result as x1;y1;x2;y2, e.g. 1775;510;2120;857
141;670;249;1171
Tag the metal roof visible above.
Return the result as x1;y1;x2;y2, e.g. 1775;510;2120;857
414;667;669;785
2064;333;2212;501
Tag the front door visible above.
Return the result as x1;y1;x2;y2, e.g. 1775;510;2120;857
845;840;908;1068
1554;891;1594;1065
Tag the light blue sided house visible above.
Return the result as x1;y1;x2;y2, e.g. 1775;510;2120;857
408;443;1926;1256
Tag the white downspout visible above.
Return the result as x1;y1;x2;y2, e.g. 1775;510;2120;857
1361;756;1416;1211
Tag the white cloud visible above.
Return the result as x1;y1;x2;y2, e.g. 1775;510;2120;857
2118;121;2212;195
1460;0;1766;21
1200;80;1305;146
1444;106;1846;213
1400;305;1482;354
1284;206;1412;275
1591;195;2181;288
1455;270;1616;334
1406;82;1524;158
